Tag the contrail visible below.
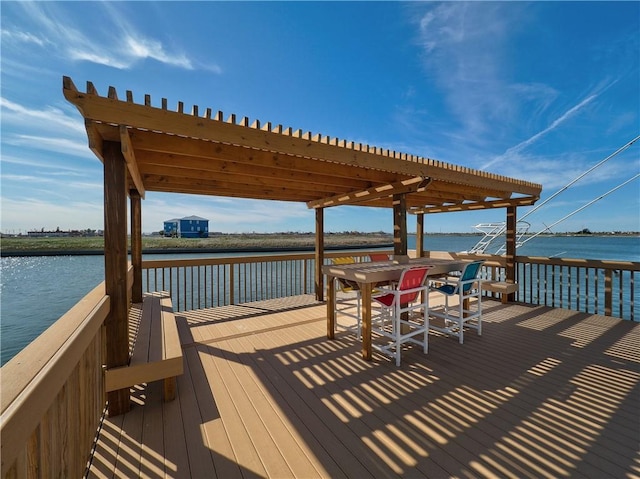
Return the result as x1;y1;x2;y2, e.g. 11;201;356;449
481;94;597;170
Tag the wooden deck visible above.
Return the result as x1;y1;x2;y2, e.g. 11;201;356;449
86;296;640;478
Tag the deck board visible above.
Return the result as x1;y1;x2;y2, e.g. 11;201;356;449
87;296;640;478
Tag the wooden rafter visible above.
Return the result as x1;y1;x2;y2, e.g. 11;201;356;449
142;173;336;199
119;126;145;199
410;197;538;214
84;120;104;162
148;183;314;202
134;150;375;191
307;177;431;209
127;130;395;182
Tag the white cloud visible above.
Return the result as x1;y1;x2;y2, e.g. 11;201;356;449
5;2;218;72
0;197;103;232
0;153;96;175
0;28;49;46
415;2;518;137
486;147;637;193
1;98;96;174
1;173;101;192
0;98;85;135
4;134;93;159
123;36;193;69
141;194;312;233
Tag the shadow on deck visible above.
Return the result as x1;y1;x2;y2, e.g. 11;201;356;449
87;296;640;478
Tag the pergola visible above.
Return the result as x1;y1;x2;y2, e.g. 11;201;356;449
63;76;542;414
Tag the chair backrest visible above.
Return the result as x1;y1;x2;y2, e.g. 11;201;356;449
331;257;358;290
397;266;431;304
460;260;484;293
369;253;390;262
332;257;356;265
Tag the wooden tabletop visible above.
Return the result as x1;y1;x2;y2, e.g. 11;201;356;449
322;257;469;284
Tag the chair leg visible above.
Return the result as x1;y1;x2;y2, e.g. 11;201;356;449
394;303;401;366
458;294;464;344
477;296;482;336
356;292;362;339
423;300;429;354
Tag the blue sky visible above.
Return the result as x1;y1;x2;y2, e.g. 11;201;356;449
1;1;639;235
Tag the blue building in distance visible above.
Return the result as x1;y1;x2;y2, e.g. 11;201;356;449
163;216;209;238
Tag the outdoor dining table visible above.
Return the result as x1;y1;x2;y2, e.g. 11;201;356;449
323;257;470;360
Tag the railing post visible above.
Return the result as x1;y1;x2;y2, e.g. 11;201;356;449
605;269;613;316
230;264;235;305
303;259;308;294
505;206;517;302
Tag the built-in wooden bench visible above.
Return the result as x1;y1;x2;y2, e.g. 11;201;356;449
483;280;518;304
104;292;183;401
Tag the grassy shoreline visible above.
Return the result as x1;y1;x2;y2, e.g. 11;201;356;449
1;233;394;255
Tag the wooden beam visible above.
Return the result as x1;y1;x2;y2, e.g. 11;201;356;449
139;164;345;196
410;196;538;214
393;194;407;256
85;120;104;162
315;208;324;302
136;149;375;191
142;174;329;201
146;183;313;202
130;190;142;303
127;128;401;185
103;141;130;416
407;189;486;205
307;177;431;209
119;126;145;199
416;213;424;258
425;178;511;201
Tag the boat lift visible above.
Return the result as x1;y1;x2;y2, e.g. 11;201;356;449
466;135;639;255
468;221;531;254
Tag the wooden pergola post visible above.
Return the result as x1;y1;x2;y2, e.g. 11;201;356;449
505;206;517;302
416;213;424;258
315;207;324;301
130;190;143;304
103;141;130;416
393;194;408;256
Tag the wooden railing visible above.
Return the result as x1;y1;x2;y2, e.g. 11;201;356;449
424;251;639;321
0;282;110;477
515;256;639;321
143;251;638;320
142;251;385;311
0;266;133;478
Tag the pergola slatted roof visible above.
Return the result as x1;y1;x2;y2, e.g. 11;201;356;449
63;77;541;212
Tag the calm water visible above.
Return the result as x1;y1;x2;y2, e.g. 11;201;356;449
1;235;638;365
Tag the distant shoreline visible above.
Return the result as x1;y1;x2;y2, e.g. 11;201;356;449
0;243;394;257
0;233;395;257
1;232;637;257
